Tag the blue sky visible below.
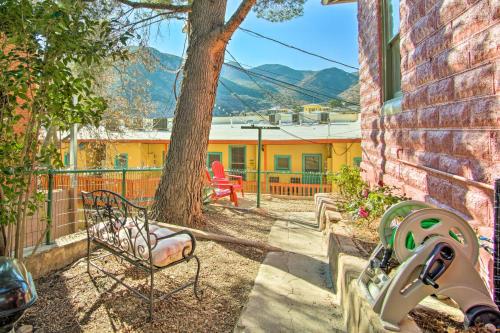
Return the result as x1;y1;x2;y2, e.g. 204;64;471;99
148;1;359;71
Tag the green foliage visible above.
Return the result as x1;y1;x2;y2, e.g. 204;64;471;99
329;165;406;222
0;0;129;256
329;99;344;108
254;0;306;22
202;186;213;206
346;185;406;222
328;165;367;202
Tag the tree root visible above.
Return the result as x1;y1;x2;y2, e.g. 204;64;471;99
157;222;283;252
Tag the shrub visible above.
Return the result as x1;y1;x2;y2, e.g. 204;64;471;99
330;165;406;222
328;165;367;202
352;185;406;222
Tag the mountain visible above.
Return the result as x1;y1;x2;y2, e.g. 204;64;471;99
116;47;359;117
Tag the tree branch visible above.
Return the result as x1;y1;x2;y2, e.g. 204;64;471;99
222;0;256;40
115;0;191;13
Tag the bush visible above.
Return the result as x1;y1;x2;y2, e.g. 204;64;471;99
328;165;367;202
329;165;406;222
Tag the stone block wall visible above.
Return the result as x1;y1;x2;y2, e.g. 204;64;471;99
358;0;499;284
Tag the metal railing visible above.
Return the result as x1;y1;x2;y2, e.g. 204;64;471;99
28;168;332;247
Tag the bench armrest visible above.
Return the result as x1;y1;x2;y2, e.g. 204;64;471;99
155;229;197;257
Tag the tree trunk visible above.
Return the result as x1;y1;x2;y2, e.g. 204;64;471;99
151;0;229;226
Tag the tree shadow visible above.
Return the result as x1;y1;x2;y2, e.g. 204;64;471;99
19;271;85;332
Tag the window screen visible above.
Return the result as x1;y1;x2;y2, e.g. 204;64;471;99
303;154;321;172
114;153;128;169
275;155;291;171
383;0;401;100
230;147;245;170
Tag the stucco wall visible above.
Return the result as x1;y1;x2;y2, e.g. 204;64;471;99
358;0;499;284
62;141;362;174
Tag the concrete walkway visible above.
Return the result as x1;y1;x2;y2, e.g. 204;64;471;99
235;212;345;333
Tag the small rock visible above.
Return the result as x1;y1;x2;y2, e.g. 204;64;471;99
16;325;33;333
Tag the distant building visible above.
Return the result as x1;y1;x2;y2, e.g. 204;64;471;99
60;122;362;185
267;107;292;114
302;103;332;113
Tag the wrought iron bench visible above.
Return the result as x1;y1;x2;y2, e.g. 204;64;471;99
81;190;202;318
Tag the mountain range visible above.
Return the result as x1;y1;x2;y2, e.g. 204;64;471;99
119;47;359;117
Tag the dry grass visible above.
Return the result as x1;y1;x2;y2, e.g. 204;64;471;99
19;204;277;333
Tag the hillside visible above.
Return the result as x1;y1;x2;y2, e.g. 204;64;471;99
116;47;359;117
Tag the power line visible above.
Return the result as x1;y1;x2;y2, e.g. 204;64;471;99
218;79;357;155
223;61;360;107
225;51;331;125
225;50;327;124
230;60;353;96
226;50;292;108
224;50;359;129
238;27;359;71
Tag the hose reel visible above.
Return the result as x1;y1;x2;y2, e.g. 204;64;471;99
358;200;500;331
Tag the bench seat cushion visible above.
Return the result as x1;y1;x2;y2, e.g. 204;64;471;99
91;221;192;267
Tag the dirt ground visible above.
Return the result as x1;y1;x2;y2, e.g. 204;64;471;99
19;202;281;333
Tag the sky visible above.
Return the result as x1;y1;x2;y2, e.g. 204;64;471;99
147;1;359;72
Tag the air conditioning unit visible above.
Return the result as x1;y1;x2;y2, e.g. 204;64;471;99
269;113;280;125
153;118;169;131
320;112;330;123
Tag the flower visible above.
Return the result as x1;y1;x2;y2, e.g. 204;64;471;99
362;188;369;198
358;206;369;218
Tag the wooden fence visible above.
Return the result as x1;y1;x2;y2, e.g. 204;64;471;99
26;169;332;247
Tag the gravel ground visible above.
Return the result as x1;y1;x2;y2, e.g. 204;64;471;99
19;204;277;333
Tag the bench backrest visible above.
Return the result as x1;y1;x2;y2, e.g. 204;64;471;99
81;190;154;262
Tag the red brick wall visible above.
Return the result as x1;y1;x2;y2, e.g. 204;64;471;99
358;0;499;284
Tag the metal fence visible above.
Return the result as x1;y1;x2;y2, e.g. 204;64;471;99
26;168;332;247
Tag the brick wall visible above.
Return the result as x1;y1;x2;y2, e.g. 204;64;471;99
358;0;499;284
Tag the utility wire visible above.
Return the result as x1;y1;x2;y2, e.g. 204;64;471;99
218;79;357;156
225;50;358;127
230;60;354;96
223;61;360;107
224;62;359;107
226;50;293;109
238;27;359;71
225;51;330;125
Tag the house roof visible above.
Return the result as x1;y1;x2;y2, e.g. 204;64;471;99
75;122;361;144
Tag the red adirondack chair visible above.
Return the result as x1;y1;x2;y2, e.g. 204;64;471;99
205;169;238;206
211;161;244;197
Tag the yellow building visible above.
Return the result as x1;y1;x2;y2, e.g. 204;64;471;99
302;104;332;113
61;122;361;184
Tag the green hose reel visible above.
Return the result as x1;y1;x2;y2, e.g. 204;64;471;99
379;200;434;248
379;201;479;264
388;218;459;249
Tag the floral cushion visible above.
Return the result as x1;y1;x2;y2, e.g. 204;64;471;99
90;220;192;267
